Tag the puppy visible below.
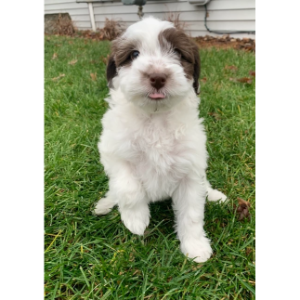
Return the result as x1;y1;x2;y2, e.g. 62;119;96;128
94;16;226;263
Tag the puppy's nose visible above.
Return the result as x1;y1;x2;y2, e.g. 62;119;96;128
149;74;166;90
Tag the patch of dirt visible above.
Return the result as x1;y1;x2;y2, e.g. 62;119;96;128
194;35;255;52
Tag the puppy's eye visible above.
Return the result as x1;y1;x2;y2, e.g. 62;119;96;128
173;49;181;58
131;50;140;60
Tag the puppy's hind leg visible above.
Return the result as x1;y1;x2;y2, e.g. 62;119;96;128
93;192;116;216
206;180;227;202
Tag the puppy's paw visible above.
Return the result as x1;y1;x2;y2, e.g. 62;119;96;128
180;237;213;263
93;197;115;216
207;189;227;202
121;207;150;236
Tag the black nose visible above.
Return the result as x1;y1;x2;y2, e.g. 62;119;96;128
149;74;166;90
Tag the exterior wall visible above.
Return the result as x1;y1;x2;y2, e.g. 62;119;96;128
44;0;255;38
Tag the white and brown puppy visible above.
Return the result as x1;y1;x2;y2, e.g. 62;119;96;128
94;16;226;263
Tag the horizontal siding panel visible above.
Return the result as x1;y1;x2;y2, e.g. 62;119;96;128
93;0;255;14
94;9;254;22
92;22;256;39
188;31;255;39
45;2;88;10
45;7;89;16
94;3;180;14
73;21;93;28
95;20;255;31
92;0;176;7
71;15;91;21
45;0;76;4
45;9;90;17
187;20;255;31
208;0;255;10
205;9;255;21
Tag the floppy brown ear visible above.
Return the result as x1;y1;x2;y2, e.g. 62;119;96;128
158;28;201;95
192;43;200;95
106;55;117;87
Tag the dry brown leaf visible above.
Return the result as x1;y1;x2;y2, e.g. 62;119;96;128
68;59;77;65
101;55;109;65
245;247;253;256
225;65;238;71
208;112;221;120
200;77;207;83
90;73;97;81
234;197;251;221
237;197;250;207
52;53;58;60
249;70;255;77
230;77;252;84
52;74;65;81
132;270;141;276
237;77;252;84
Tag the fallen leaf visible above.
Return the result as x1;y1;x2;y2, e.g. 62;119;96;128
90;73;97;81
225;65;238;71
200;77;207;83
249;70;255;77
245;247;253;256
101;55;109;65
52;74;65;81
68;41;73;45
233;197;251;221
208;112;221;120
237;197;250;206
52;53;57;60
230;77;252;84
68;59;77;65
237;77;252;84
132;270;141;276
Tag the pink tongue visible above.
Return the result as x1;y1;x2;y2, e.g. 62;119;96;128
149;93;165;99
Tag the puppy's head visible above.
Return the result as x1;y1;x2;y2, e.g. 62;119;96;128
106;16;200;111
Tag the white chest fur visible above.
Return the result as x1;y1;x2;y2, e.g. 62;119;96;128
99;99;207;201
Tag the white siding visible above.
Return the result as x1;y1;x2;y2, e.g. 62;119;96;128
45;0;255;38
45;0;91;30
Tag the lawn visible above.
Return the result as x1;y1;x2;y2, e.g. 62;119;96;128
45;35;255;299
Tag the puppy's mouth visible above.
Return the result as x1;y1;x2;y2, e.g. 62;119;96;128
148;92;166;100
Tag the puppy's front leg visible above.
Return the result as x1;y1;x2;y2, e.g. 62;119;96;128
97;161;150;235
172;177;213;263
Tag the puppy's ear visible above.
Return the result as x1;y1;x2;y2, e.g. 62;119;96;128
159;28;201;95
106;55;117;87
193;46;200;95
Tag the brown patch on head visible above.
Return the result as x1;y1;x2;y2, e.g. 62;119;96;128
111;38;138;67
158;28;200;94
106;37;139;86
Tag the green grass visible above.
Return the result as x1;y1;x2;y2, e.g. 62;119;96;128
45;35;255;300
